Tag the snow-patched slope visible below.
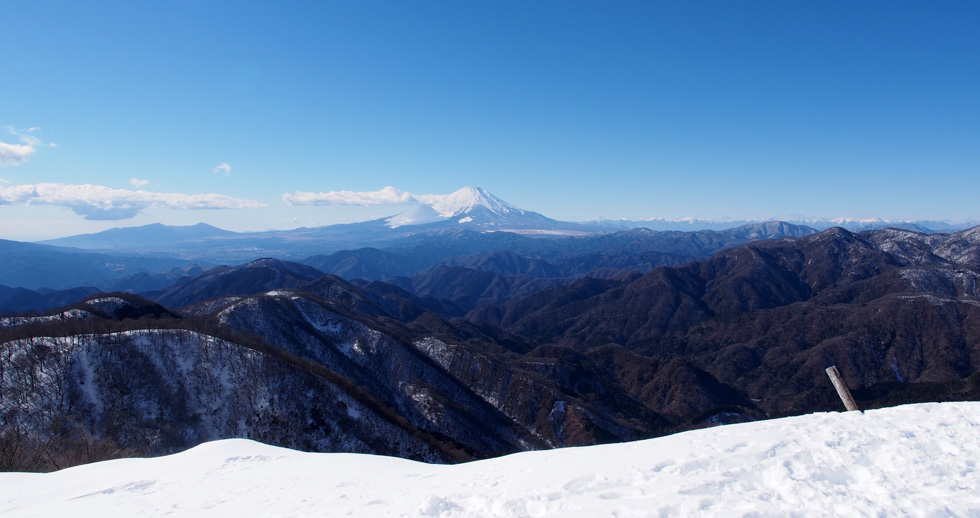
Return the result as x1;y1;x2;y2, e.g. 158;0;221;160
2;402;979;517
0;308;94;328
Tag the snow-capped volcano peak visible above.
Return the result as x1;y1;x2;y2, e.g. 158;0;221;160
384;186;581;233
431;186;523;218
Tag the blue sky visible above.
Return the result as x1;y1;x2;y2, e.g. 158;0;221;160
2;1;978;239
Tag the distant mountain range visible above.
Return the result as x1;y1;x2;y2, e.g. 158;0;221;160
35;187;976;263
0;284;101;313
4;224;980;472
587;216;978;234
2;219;815;297
0;186;973;312
3;185;979;473
36;187;597;261
0;238;193;293
38;222;238;250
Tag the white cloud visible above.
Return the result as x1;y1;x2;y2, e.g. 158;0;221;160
1;126;54;166
18;134;42;148
282;186;444;206
129;178;150;188
0;182;265;220
0;141;36;166
214;163;232;175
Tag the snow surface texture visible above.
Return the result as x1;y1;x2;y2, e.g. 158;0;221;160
2;402;978;517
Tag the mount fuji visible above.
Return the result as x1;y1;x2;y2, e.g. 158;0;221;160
385;186;592;235
34;185;972;268
31;187;600;263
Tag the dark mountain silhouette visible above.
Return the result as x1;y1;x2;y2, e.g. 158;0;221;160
400;266;564;312
533;222;816;263
4;217;815;294
295;223;820;311
375;222;817;280
303;248;429;280
298;274;467;321
5;224;980;473
468;226;980;418
0;239;190;290
439;250;563;278
0;285;101;313
103;266;210;294
151;258;325;308
39;222;237;251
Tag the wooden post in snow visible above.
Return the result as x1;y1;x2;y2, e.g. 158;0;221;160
825;365;860;412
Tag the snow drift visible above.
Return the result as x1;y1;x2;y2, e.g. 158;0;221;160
2;402;978;517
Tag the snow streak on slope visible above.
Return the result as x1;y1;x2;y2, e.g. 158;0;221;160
2;402;978;517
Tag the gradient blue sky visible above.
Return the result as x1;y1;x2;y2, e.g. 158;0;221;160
2;1;978;239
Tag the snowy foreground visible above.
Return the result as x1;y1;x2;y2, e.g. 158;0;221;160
2;403;979;517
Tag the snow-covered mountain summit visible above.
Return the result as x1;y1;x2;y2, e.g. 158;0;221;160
387;186;522;228
386;186;588;234
431;186;523;218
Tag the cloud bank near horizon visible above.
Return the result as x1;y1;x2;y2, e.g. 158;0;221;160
281;186;444;207
0;183;265;220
